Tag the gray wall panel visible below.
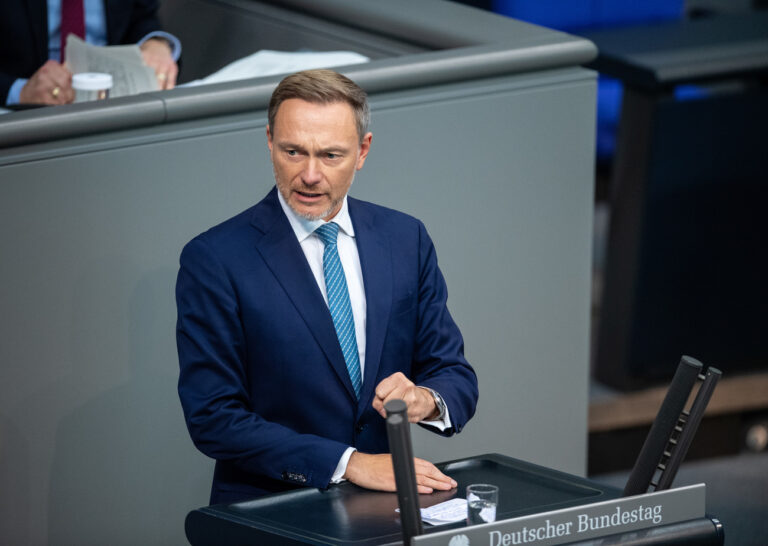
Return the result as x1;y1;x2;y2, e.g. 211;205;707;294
0;69;595;543
360;73;596;471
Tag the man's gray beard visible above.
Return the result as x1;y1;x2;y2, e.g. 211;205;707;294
274;169;353;221
295;199;340;222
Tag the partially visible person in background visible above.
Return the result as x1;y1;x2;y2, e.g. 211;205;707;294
0;0;181;106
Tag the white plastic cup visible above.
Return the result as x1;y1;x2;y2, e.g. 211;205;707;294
72;72;113;102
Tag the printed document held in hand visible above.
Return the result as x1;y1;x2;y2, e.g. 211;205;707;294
65;35;159;98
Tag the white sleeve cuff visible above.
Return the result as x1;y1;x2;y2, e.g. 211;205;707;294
330;447;357;484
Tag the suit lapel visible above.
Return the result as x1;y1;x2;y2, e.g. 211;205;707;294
250;189;358;402
349;198;392;416
24;0;48;65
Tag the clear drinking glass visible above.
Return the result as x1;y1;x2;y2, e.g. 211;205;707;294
466;483;498;525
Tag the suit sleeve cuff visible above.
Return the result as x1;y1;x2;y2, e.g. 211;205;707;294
138;31;182;61
330;447;357;484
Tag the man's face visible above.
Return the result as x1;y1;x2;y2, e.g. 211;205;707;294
267;98;372;221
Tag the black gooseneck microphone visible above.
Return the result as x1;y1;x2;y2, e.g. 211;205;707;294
385;399;423;545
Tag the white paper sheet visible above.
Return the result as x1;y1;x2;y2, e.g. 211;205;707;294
65;35;159;98
397;498;469;526
182;50;370;87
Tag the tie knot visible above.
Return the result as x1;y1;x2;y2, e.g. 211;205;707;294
315;222;340;247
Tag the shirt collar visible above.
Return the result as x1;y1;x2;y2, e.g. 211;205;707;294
277;188;355;243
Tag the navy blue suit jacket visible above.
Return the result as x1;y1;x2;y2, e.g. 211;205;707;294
177;188;478;504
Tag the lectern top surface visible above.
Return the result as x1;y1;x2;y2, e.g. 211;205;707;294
192;454;620;545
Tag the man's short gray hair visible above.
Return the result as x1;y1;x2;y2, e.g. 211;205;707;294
268;69;370;141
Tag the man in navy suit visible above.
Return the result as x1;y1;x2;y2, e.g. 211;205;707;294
177;69;478;504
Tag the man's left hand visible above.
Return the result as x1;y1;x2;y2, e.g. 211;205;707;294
343;452;456;494
373;372;437;422
140;38;178;90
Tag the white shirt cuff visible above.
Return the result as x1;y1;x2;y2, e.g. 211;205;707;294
331;447;357;484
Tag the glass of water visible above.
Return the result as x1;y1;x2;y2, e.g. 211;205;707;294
466;483;498;525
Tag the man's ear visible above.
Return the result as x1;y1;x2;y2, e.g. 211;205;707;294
266;125;273;152
356;132;373;170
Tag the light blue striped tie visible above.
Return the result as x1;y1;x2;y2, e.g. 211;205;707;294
315;222;362;399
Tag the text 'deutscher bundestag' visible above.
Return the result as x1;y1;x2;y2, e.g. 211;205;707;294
413;483;705;546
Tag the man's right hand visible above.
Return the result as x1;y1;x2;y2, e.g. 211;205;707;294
343;452;457;494
20;60;74;105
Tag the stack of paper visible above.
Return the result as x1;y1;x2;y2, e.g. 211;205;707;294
184;50;370;87
65;35;159;98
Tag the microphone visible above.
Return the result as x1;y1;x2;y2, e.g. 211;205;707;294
385;399;423;544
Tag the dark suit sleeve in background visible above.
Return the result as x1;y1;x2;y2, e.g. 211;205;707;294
0;0;47;101
105;0;163;45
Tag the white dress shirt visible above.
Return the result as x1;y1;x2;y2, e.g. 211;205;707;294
276;190;451;483
277;191;367;372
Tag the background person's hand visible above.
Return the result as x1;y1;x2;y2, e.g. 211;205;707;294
372;372;438;422
343;452;457;494
140;38;178;89
19;60;74;105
